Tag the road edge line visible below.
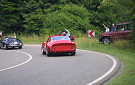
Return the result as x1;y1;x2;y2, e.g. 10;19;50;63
77;49;117;85
0;50;32;72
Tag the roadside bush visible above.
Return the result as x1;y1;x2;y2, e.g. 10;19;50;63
113;40;129;49
113;40;135;51
17;33;49;44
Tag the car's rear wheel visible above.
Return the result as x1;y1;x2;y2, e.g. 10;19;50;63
71;52;76;56
71;49;76;56
3;44;8;50
46;47;51;56
41;47;46;55
0;43;1;49
102;37;110;45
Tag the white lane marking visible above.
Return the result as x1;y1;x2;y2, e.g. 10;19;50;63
0;50;32;72
77;49;117;85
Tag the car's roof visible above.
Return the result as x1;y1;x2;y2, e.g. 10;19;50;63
2;38;20;41
116;22;131;26
50;35;66;37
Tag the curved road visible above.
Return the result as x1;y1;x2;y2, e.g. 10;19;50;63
0;45;120;85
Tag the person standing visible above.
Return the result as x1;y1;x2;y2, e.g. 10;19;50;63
103;24;110;32
0;31;2;37
111;24;116;32
14;33;16;38
65;28;70;37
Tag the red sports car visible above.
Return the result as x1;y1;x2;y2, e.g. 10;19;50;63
41;35;76;56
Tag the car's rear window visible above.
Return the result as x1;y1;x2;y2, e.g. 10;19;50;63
52;36;70;41
3;38;21;42
4;38;16;41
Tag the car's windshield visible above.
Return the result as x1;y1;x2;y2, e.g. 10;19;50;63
51;36;70;41
3;38;21;43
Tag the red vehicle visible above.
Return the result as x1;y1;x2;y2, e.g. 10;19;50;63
99;22;132;45
41;35;76;56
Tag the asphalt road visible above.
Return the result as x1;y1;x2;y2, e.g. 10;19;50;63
0;45;120;85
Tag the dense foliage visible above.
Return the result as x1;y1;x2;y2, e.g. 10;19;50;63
0;0;135;40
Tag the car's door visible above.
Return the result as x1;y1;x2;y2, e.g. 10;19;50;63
109;31;119;40
122;30;132;39
116;30;125;39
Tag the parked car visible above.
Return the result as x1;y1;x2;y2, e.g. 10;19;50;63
41;35;76;56
0;37;23;49
99;22;132;45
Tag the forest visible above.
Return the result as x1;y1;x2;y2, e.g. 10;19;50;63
0;0;135;41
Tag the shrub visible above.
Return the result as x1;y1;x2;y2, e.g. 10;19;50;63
113;40;135;51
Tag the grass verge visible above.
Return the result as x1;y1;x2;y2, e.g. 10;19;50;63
17;34;49;44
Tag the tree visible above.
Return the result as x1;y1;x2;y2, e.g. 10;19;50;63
0;0;23;33
130;0;135;42
43;4;91;35
21;0;45;35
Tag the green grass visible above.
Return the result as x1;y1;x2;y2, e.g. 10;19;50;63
17;34;49;44
18;35;135;85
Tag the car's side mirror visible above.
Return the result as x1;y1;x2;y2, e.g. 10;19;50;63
70;36;75;41
42;42;46;45
71;38;75;41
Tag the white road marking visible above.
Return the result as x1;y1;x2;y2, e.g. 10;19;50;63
77;49;117;85
0;50;32;72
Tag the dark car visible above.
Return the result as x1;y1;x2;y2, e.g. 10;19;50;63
41;35;76;56
99;22;132;45
0;37;23;49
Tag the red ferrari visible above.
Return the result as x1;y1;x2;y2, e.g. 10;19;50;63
41;35;76;56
